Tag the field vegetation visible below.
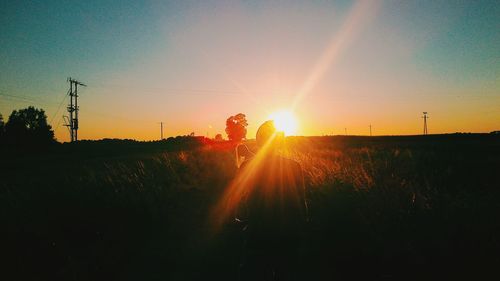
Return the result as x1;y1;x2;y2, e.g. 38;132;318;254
1;134;499;280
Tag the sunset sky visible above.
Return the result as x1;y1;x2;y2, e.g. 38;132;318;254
1;0;498;142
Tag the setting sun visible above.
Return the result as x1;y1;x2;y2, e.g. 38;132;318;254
268;110;298;136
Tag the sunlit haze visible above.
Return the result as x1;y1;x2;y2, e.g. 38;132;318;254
1;1;498;142
269;110;298;136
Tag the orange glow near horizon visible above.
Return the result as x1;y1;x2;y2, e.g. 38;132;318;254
268;110;298;136
1;1;499;142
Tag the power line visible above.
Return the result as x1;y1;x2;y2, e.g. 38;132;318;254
49;89;70;125
88;82;246;96
0;92;48;102
53;113;65;134
85;109;152;123
0;92;58;107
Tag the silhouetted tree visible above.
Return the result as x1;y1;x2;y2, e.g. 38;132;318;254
225;113;247;142
214;133;223;141
4;106;56;147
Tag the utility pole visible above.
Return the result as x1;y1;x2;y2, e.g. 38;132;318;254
422;112;429;135
64;77;86;142
160;122;164;140
345;128;347;136
369;124;372;136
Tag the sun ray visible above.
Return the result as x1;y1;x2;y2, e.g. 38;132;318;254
291;0;381;110
210;131;280;233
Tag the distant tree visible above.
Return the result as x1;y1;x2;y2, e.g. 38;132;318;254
4;106;56;147
214;133;223;141
225;113;248;142
0;113;4;143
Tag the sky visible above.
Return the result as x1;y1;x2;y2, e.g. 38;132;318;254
0;0;499;141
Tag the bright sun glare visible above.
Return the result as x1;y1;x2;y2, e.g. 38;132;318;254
268;110;298;136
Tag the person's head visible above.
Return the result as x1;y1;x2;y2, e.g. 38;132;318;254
256;120;284;150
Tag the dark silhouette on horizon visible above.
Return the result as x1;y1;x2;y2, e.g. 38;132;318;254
0;112;4;141
1;106;55;148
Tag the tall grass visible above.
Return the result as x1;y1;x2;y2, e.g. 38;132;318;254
1;135;499;280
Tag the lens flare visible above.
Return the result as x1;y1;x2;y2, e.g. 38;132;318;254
268;110;298;135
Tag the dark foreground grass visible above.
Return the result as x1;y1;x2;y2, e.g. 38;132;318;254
1;134;499;280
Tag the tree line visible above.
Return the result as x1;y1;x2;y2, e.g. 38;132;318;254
0;106;249;148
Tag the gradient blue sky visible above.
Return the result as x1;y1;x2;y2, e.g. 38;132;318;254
1;0;498;141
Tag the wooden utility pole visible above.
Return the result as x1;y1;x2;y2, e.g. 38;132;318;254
64;77;86;142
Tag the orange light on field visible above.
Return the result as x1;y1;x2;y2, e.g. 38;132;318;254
210;131;280;232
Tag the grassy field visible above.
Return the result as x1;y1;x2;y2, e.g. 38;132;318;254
1;134;499;280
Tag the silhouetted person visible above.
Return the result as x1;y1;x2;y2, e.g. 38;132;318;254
236;120;308;280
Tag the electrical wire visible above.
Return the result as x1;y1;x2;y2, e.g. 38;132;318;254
49;89;70;125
